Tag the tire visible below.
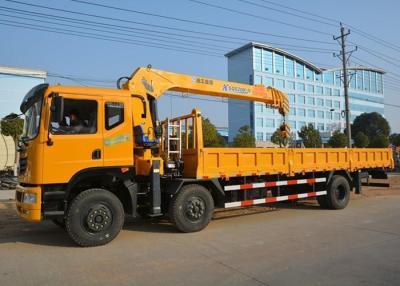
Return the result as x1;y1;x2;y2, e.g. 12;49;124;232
169;184;214;233
66;188;125;247
326;175;351;210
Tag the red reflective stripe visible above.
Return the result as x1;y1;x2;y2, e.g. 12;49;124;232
241;200;253;206
266;197;277;203
307;178;316;183
288;194;298;200
266;182;277;187
308;192;317;197
240;184;253;190
287;180;297;185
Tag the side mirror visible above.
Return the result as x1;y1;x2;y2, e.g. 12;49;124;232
51;95;64;123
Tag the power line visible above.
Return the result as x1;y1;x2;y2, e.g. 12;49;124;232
56;0;335;45
187;0;333;36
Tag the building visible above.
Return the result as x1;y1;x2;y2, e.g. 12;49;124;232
0;66;47;118
226;42;384;144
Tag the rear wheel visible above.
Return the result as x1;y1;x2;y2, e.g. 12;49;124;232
326;175;351;210
169;184;214;233
66;188;124;247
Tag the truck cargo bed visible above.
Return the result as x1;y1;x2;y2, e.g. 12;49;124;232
183;147;394;179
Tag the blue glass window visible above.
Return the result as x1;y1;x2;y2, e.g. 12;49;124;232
264;77;273;87
356;70;363;90
306;67;314;81
254;75;262;84
334;101;340;108
285;58;295;77
334;112;341;120
288;120;296;129
256;118;263;127
333;89;340;96
298;95;306;104
364;71;370;91
298;108;306;117
274;53;284;74
265;119;275;127
287;81;295;90
316;86;323;94
298;121;306;129
317;98;324;106
317;123;324;131
324;87;332;96
308;109;315;118
297;83;305;91
256;132;263;141
262;49;273;73
307;84;314;93
308;97;315;105
317;110;324;119
323;72;334;85
350;72;356;89
377;73;383;93
326;111;333;119
275;79;285;89
315;73;322;82
289;94;295;103
370;72;377;93
256;103;263;113
326;99;332;107
254;48;262;71
334;71;341;86
296;62;304;79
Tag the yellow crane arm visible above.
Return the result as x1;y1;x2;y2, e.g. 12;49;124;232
123;67;289;116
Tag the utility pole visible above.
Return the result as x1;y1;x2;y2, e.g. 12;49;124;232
334;23;357;148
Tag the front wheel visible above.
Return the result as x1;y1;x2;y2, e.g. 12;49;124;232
169;184;214;233
66;188;124;247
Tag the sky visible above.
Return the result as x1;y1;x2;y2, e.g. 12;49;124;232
1;0;399;132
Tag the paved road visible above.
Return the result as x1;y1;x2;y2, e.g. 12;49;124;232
0;195;399;286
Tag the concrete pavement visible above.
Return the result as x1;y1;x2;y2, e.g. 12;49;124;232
0;195;399;285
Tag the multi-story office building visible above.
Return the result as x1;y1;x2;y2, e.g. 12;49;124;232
226;42;384;144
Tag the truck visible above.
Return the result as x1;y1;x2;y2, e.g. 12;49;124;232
16;66;394;246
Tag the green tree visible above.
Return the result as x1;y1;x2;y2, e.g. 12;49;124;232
351;112;390;147
328;130;347;147
354;132;369;148
1;113;23;145
369;133;390;148
232;125;255;147
298;124;322;148
202;117;225;147
271;127;292;147
389;133;400;146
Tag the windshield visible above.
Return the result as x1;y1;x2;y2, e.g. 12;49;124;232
22;98;42;140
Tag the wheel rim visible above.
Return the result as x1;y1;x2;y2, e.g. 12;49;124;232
334;185;346;202
185;196;206;222
85;203;113;233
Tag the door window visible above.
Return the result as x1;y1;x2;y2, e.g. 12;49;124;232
51;98;98;134
105;102;124;130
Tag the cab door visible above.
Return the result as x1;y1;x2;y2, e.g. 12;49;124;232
42;93;104;184
102;97;133;167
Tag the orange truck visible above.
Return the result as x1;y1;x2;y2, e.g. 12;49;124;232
16;67;394;246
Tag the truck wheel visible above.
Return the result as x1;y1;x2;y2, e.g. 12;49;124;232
169;184;214;233
326;175;351;210
66;188;124;247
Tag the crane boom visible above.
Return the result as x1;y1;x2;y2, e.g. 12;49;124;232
123;67;289;116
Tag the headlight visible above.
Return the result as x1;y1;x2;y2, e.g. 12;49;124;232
23;193;37;204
